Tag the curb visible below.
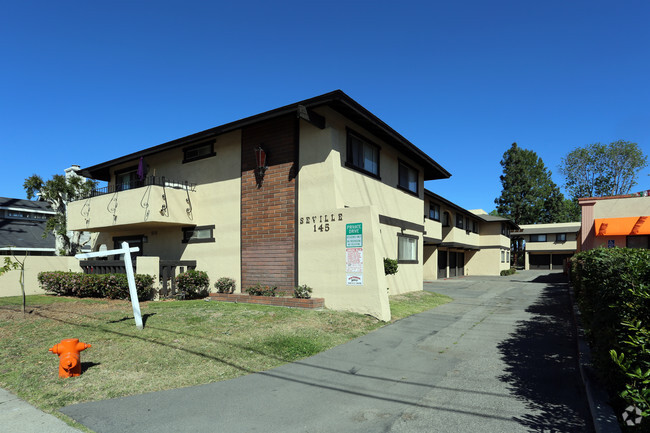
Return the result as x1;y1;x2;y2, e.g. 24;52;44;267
569;290;622;433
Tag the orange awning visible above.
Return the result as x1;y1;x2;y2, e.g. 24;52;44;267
595;216;650;236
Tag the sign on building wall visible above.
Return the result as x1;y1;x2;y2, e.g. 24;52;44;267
608;239;615;248
346;223;363;285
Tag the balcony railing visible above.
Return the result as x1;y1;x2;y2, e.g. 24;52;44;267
76;176;196;201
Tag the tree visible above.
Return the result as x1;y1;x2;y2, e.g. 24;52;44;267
559;140;648;200
23;172;96;255
495;143;569;267
495;143;566;225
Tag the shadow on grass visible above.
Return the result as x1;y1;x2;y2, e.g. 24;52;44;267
81;362;101;374
497;273;594;432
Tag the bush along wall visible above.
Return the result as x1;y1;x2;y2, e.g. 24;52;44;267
174;270;210;300
38;272;154;301
571;248;650;428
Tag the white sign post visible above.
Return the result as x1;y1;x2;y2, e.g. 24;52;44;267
75;242;144;330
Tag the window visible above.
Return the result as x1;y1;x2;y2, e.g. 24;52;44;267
346;130;380;177
626;235;649;249
115;167;138;191
182;225;215;243
501;250;505;263
456;214;464;229
112;235;144;261
183;141;216;164
465;217;470;231
442;212;450;227
429;203;440;221
472;221;480;234
397;234;418;263
556;233;567;242
529;234;547;242
398;160;418;195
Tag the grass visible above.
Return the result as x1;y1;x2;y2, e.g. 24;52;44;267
0;290;451;418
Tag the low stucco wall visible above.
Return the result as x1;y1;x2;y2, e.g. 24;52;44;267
0;256;81;297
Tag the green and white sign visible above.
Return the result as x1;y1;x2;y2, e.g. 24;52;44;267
346;223;363;285
346;223;363;248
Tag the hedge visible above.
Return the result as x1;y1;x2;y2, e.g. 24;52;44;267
38;271;154;301
571;248;650;427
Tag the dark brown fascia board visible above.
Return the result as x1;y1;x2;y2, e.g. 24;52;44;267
424;188;519;229
81;90;451;182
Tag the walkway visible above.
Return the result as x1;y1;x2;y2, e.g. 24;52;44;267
60;270;592;432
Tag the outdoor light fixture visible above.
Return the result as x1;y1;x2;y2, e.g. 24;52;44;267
254;146;268;187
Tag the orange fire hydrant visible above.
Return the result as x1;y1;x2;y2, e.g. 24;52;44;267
48;338;92;378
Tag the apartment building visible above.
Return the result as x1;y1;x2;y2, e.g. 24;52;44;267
515;222;581;270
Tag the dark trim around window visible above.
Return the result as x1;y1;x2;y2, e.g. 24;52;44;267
429;203;440;221
182;225;215;244
182;140;216;164
397;159;419;196
397;233;419;264
555;233;567;242
345;128;381;180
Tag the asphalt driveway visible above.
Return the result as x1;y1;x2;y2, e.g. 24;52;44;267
61;270;593;432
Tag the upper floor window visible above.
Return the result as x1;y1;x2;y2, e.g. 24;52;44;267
442;211;450;227
529;234;547;242
472;220;479;234
183;140;216;164
346;130;380;177
456;214;464;229
556;233;567;242
398;160;418;195
429;203;440;221
115;167;138;191
501;223;511;237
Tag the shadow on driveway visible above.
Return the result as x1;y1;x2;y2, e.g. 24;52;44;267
497;273;594;432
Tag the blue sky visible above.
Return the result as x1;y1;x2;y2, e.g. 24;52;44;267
2;0;649;212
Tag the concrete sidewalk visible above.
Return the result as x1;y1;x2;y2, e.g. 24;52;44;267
0;388;82;433
58;270;595;433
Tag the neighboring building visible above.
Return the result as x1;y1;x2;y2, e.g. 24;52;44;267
579;192;650;251
422;191;518;279
0;197;57;256
515;222;581;270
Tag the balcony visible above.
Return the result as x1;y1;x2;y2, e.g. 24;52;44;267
68;176;197;231
440;225;481;250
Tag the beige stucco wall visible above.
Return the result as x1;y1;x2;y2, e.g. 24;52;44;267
298;111;426;298
422;245;438;280
465;248;506;276
0;256;81;297
524;233;578;252
71;130;242;292
297;205;390;321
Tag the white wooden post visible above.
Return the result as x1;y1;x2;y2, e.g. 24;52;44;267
75;242;144;330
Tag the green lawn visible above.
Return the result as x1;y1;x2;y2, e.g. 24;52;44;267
0;291;451;417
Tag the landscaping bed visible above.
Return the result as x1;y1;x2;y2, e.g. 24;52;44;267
209;292;324;309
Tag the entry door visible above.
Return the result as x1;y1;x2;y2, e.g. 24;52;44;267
449;252;457;277
457;252;465;276
438;250;447;279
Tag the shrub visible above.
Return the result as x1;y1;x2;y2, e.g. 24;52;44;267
571;248;650;426
293;284;312;299
384;258;399;276
214;277;236;294
37;272;154;301
500;268;516;276
246;284;277;297
175;270;210;299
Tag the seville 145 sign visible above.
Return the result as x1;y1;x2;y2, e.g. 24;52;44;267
299;213;344;233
